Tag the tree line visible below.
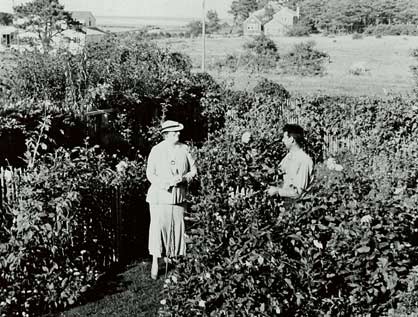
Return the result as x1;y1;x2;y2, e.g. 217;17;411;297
229;0;418;33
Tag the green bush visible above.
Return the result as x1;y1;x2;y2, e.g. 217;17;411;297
279;41;330;76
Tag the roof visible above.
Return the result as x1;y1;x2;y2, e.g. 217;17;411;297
84;27;106;35
71;11;95;21
245;2;283;25
274;7;299;17
0;25;17;34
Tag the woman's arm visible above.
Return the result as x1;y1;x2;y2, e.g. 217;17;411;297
146;148;172;189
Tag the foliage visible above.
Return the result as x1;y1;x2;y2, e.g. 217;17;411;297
159;93;418;316
186;20;203;37
2;33;213;158
243;34;278;56
352;32;363;40
286;24;311;37
296;0;418;33
0;126;148;315
364;24;418;36
229;0;259;24
0;12;13;25
13;0;81;51
210;38;329;77
279;40;330;76
253;77;290;101
206;10;221;34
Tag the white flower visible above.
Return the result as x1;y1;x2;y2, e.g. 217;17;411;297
326;157;336;170
160;299;167;305
326;157;343;171
205;272;211;279
198;300;206;307
241;131;252;144
360;215;372;224
116;160;128;173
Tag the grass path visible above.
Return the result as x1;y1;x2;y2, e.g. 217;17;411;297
57;261;163;317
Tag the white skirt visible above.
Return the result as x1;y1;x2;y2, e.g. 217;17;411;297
148;203;186;258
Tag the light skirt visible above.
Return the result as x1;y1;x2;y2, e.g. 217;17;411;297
148;203;186;258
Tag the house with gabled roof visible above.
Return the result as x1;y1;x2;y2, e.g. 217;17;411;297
264;6;300;36
243;1;283;36
71;11;96;28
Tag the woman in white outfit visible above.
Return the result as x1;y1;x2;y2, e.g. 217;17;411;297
146;120;197;279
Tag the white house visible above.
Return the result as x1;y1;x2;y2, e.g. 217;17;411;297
71;11;96;28
59;27;107;53
264;7;300;36
0;25;17;48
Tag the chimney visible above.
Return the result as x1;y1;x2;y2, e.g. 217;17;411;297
296;5;300;18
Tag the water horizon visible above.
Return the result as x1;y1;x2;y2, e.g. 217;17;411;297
96;15;233;29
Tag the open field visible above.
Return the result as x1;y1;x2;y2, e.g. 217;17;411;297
158;34;418;96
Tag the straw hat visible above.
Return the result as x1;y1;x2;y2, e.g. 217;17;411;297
161;120;184;133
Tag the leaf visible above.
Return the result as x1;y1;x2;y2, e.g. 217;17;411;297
313;239;323;249
285;278;294;290
357;246;370;253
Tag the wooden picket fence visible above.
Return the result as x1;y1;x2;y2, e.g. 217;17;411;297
0;166;125;268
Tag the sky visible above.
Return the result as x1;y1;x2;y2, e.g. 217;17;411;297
0;0;234;19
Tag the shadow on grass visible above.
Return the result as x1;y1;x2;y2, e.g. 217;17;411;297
55;260;164;317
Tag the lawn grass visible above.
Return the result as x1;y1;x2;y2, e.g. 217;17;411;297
157;34;418;96
56;260;163;317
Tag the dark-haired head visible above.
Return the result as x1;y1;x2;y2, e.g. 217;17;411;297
283;124;305;148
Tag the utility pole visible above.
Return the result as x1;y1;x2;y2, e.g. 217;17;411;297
201;0;206;72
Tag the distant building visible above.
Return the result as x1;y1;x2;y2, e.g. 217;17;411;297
244;4;300;37
0;25;17;48
243;2;283;36
60;26;107;53
264;7;300;36
71;11;96;28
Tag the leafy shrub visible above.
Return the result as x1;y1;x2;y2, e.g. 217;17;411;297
211;53;240;72
352;33;363;40
364;24;418;36
253;77;290;101
157;93;418;316
161;156;418;315
0;135;148;316
286;24;311;37
243;34;278;56
279;40;330;76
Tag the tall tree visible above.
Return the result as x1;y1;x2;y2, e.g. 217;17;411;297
14;0;80;51
206;10;221;33
229;0;259;24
